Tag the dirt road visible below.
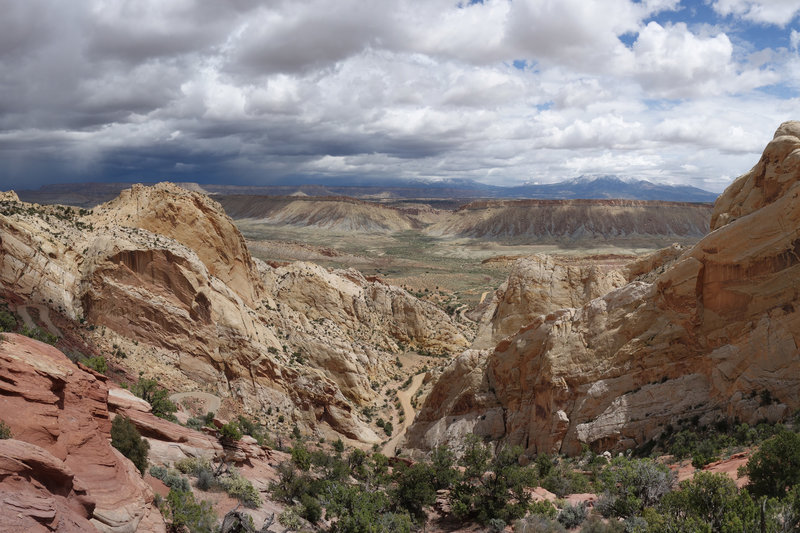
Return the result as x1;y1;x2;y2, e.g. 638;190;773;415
382;372;425;457
169;391;222;415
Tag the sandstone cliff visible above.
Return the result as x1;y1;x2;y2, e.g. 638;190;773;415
470;255;628;349
408;121;800;456
0;183;468;443
91;183;263;307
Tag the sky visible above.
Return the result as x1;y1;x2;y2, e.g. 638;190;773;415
0;0;798;192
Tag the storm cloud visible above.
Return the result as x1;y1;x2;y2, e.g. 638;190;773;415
0;0;798;191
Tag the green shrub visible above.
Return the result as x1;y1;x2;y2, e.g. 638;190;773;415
542;462;590;497
219;421;242;441
158;489;217;533
0;309;18;331
529;500;558;519
514;515;566;533
21;325;57;345
430;444;459;490
291;441;311;471
80;355;107;374
655;472;762;532
690;438;719;469
536;453;555;476
383;421;394;436
175;456;212;476
0;421;12;439
597;457;674;518
270;461;313;503
111;416;149;475
149;465;167;479
149;465;191;492
185;417;204;430
326;482;412;533
131;375;176;420
219;471;261;508
333;438;345;453
557;502;587;528
392;462;437;521
580;516;625;533
450;439;535;524
300;493;322;524
743;430;800;498
278;508;303;530
487;518;506;532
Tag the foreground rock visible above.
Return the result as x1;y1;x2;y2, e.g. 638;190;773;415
409;121;800;456
0;333;164;532
0;439;96;533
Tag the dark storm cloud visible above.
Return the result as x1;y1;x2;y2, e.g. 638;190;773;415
0;0;796;191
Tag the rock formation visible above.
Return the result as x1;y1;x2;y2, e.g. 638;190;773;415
408;121;800;456
471;255;628;349
91;183;263;307
217;195;422;233
0;333;164;532
425;199;711;242
0;182;468;442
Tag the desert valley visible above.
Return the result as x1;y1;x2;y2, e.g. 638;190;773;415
0;122;799;532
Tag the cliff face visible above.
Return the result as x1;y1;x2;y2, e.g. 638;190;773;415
91;183;263;307
426;199;711;241
471;255;628;349
0;183;468;443
408;121;800;456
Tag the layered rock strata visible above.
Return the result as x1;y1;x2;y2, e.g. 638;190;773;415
0;333;164;532
409;121;800;456
0;182;468;441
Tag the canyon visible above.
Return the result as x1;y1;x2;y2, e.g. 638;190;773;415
407;121;800;456
1;121;799;530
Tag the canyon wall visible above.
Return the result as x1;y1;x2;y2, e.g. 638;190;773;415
408;121;800;456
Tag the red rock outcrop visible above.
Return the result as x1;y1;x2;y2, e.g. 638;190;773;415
0;439;95;533
0;333;164;532
408;121;800;456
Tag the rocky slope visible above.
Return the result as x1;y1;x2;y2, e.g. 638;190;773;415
408;121;800;456
469;247;687;349
0;182;469;443
0;332;293;532
425;199;711;242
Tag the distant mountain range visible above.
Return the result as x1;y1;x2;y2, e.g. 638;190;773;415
14;176;718;207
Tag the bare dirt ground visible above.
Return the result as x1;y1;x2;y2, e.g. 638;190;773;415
382;372;426;456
